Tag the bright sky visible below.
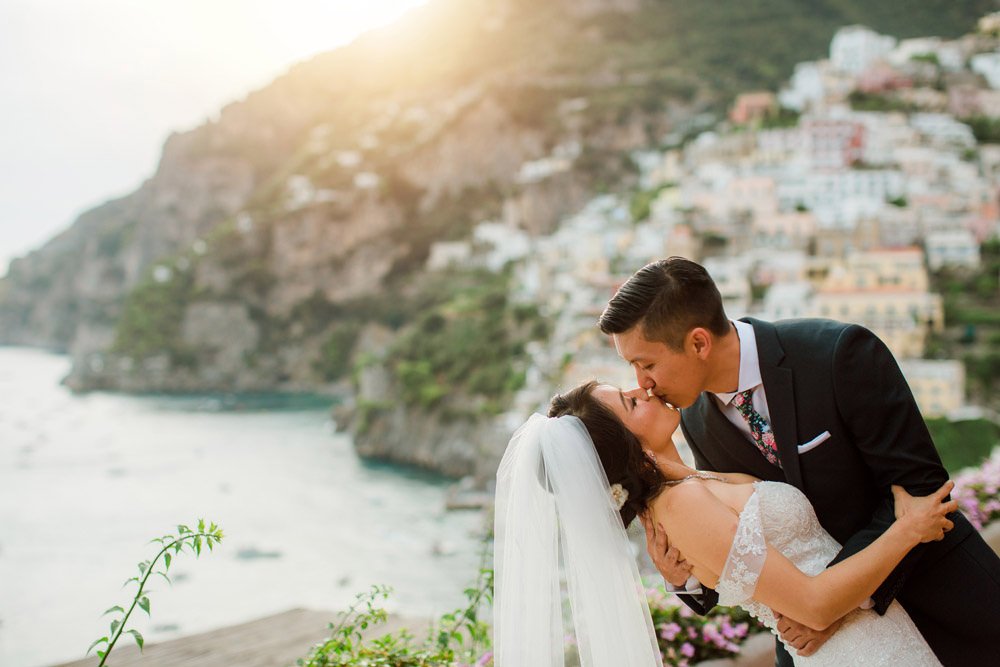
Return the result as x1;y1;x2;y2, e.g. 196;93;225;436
0;0;427;276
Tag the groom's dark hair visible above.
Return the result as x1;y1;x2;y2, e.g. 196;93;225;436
599;257;729;350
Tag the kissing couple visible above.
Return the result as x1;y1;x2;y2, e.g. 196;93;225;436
493;257;1000;666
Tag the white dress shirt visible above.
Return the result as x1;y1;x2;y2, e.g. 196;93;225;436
710;319;773;446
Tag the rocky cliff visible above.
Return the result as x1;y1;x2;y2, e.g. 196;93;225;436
1;0;989;477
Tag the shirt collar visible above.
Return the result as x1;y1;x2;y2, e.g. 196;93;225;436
712;319;762;405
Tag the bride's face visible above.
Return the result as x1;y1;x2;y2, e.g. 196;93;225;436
592;383;680;449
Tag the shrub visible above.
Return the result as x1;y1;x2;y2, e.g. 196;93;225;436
316;321;362;381
387;269;542;414
645;586;767;666
111;262;197;364
963;116;1000;144
953;447;1000;530
926;417;1000;473
296;568;493;667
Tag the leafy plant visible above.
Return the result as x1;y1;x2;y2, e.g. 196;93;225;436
86;519;224;665
296;564;494;666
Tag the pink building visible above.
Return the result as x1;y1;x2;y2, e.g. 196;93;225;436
857;62;912;93
730;91;777;125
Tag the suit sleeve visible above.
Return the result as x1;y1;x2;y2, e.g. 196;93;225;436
826;324;951;613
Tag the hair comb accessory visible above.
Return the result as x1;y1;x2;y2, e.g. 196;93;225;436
610;483;629;510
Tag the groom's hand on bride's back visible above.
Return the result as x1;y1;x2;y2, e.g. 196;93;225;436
640;512;692;587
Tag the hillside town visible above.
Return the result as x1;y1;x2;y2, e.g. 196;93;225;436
422;17;1000;438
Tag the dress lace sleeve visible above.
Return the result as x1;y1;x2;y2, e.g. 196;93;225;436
716;487;767;608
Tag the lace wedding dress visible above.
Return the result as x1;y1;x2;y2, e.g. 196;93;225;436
716;481;941;666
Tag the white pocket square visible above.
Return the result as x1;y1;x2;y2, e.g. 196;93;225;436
797;431;831;454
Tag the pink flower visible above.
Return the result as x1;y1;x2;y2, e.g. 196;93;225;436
474;651;493;667
681;642;696;658
687;626;698;639
660;622;682;641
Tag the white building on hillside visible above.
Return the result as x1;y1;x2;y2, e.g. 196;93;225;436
971;51;1000;89
889;37;965;71
925;229;981;270
830;26;897;75
777;169;905;228
779;62;826;111
910;113;976;149
761;281;814;321
704;257;752;317
898;359;965;417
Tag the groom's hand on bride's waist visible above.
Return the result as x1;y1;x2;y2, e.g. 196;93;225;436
774;613;845;657
641;513;694;588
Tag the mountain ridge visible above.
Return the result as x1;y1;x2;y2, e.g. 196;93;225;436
1;0;993;477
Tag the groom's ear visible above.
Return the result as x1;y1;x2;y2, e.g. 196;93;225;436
688;327;713;358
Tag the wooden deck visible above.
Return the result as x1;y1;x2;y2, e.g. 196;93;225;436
52;608;429;667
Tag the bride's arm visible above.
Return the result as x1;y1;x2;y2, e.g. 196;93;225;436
655;480;956;632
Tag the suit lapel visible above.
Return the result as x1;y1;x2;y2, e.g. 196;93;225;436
744;318;804;490
688;393;785;481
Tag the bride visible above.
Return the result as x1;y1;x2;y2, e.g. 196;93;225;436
493;380;955;666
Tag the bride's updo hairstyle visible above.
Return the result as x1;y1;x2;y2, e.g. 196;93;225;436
549;380;667;527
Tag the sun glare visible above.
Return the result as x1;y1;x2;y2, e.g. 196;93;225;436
288;0;429;54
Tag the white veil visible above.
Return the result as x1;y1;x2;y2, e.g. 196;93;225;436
493;413;663;667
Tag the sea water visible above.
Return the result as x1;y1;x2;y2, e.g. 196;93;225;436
0;347;486;667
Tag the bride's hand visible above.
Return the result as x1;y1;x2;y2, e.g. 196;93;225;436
891;481;958;543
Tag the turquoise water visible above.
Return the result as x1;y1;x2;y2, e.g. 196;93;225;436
0;347;486;667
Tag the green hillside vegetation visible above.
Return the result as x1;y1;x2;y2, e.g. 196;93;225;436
928;238;1000;408
572;0;993;109
100;0;994;409
926;417;1000;473
111;263;202;369
384;268;547;418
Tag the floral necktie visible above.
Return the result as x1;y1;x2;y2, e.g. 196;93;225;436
732;388;781;468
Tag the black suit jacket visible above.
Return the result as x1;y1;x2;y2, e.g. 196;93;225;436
677;317;972;615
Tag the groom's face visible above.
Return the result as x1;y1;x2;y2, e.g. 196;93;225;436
612;325;708;409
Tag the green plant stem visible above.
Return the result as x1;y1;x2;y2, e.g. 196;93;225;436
328;585;389;643
452;570;489;636
99;531;213;667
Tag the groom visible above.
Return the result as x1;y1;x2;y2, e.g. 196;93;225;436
599;257;1000;666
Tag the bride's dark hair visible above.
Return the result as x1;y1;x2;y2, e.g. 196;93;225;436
548;381;668;527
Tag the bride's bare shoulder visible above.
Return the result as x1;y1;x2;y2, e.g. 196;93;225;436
650;480;740;573
654;479;722;518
